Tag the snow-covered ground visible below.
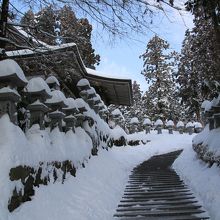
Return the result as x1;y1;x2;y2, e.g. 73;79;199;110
6;130;219;220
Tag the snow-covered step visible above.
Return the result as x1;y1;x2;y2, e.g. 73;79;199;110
114;150;210;220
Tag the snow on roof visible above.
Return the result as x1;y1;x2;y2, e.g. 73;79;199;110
6;43;76;57
176;121;184;128
77;78;90;87
130;117;139;124
0;59;28;83
26;77;51;94
86;67;130;80
166;120;174;127
46;76;60;86
155;119;163;126
143;118;151;125
194;122;203;128
111;109;122;116
64;98;78;109
186;122;194;128
0;86;20;96
45;90;66;104
201;100;211;109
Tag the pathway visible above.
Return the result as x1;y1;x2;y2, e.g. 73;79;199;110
114;150;210;220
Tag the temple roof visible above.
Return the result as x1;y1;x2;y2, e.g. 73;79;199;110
5;29;133;106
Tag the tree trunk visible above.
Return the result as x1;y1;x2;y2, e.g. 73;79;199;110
0;0;9;59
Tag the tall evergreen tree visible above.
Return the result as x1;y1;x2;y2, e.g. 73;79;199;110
21;6;100;68
140;35;181;121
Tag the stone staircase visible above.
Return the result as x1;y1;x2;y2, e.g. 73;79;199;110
114;150;210;220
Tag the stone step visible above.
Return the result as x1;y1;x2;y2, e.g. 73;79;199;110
114;209;206;217
124;191;193;196
124;189;190;194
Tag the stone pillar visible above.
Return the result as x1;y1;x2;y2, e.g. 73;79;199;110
49;111;65;131
157;125;162;134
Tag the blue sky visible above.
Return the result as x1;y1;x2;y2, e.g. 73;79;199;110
92;7;194;92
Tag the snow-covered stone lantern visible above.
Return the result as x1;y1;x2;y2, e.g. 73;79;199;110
194;122;203;133
155;119;163;134
176;121;184;134
77;78;91;91
111;109;124;128
45;90;67;131
46;76;60;91
75;98;87;128
129;117;139;133
166;120;174;134
143;118;152;134
63;98;79;132
186;122;194;135
25;77;51;130
201;100;211;125
0;59;28;124
211;94;220;129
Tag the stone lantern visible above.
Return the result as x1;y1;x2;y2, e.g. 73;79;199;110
186;122;194;135
111;109;124;128
45;90;67;131
211;94;220;129
24;77;52;130
129;117;139;134
176;121;184;134
27;100;49;130
77;78;91;91
201;100;211;125
143;118;151;134
46;75;60;91
0;59;28;124
63;98;79;132
75;98;88;127
155;119;163;134
166;120;174;134
194;122;203;133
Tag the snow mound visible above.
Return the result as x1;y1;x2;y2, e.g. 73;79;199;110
155;119;163;126
45;90;66;104
77;79;90;87
166;120;174;127
130;117;139;124
26;77;51;94
176;121;184;127
46;76;60;86
143;118;151;125
0;59;28;83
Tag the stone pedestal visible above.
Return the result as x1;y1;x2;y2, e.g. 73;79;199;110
0;89;20;124
27;101;49;130
157;126;162;134
178;126;184;134
167;126;173;134
63;115;76;132
187;126;194;135
49;111;65;131
214;113;220;128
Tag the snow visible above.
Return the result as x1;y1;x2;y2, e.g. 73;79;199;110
130;117;139;124
143;118;151;125
176;121;184;127
46;76;60;86
194;122;203;128
0;59;28;83
193;125;220;157
77;79;90;87
45;90;66;104
1;115;219;220
25;77;51;94
186;121;194;128
166;120;174;126
86;67;130;80
110;125;127;140
86;87;96;95
0;87;20;97
29;100;48;108
201;100;211;109
154;119;163;126
75;98;88;109
64;98;78;110
111;109;122;116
